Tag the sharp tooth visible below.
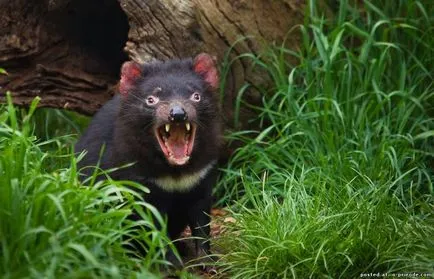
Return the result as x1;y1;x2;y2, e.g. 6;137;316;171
165;124;170;133
185;122;191;131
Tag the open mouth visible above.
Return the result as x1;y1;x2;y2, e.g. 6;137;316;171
155;122;196;166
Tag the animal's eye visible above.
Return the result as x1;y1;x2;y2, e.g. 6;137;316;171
146;95;159;106
190;92;201;102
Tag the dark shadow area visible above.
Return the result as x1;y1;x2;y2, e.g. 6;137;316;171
47;0;129;76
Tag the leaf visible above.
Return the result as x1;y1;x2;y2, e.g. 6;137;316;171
414;131;434;140
224;217;237;224
68;243;100;267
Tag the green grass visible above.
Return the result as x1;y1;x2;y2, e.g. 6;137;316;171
0;93;176;278
1;0;434;278
215;0;434;277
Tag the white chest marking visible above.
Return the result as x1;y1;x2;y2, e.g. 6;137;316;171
153;161;216;192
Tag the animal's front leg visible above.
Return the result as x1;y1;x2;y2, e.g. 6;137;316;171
187;169;217;258
188;196;212;257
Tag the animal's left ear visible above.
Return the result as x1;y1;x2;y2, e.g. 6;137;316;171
193;53;219;90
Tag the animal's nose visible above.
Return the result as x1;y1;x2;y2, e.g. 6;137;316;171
169;106;188;122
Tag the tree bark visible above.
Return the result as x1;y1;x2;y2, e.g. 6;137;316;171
0;0;307;126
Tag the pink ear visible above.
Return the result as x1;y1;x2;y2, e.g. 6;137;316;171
193;53;219;90
119;61;142;96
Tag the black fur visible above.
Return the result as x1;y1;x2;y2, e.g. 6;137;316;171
75;57;221;259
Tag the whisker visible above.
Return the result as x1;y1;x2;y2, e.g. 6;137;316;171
126;91;146;104
116;118;154;130
195;120;208;130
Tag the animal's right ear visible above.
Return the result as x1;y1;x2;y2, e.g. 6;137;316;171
119;61;142;96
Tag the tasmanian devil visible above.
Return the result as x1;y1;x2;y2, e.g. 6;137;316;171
75;53;221;261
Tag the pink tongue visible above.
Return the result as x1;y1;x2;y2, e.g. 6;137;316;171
167;139;187;158
166;125;187;158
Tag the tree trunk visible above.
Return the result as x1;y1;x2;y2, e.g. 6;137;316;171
0;0;306;127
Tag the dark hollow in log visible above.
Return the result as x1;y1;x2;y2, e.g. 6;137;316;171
0;0;129;115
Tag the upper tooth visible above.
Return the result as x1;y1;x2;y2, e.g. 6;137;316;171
165;124;170;133
185;122;191;131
